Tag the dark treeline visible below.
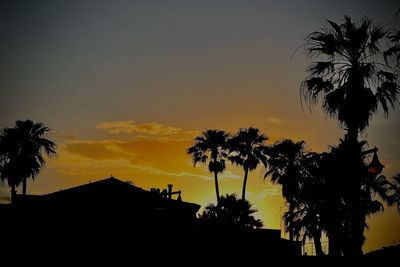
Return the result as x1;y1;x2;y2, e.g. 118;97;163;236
187;127;400;257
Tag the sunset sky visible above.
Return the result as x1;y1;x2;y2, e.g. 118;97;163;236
0;0;399;253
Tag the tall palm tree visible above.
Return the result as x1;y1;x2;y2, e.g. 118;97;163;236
0;120;56;203
264;139;306;241
228;127;268;201
187;129;229;203
301;16;399;143
300;16;400;256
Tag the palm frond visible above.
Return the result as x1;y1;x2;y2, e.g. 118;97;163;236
301;16;400;133
375;82;400;116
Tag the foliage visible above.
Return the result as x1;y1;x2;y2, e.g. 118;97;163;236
228;127;268;200
199;194;263;230
187;129;229;202
301;16;400;139
0;120;56;199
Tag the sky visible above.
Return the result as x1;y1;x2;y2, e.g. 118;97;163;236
0;0;399;253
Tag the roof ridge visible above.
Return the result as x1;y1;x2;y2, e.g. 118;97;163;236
43;176;126;196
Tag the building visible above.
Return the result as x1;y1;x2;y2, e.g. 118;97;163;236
1;176;300;258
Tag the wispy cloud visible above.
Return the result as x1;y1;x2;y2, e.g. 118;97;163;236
56;136;242;182
63;140;133;161
219;171;241;180
51;130;77;140
257;184;281;198
264;117;285;124
97;120;183;135
127;164;213;180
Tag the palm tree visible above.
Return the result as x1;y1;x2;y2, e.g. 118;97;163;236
346;148;394;256
199;194;263;230
317;139;395;256
282;151;326;256
0;135;22;203
0;120;56;203
301;16;399;143
315;150;345;256
277;141;395;256
228;127;268;201
300;16;400;256
187;129;229;203
264;139;306;242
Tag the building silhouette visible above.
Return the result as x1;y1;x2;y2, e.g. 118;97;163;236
1;176;301;258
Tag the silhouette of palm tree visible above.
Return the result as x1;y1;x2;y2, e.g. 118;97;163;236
301;16;399;143
301;16;400;256
0;120;56;203
264;139;306;242
282;151;325;256
228;127;268;201
270;140;395;256
187;129;229;203
199;194;263;230
317;139;395;256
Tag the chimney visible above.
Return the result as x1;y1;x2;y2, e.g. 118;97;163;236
167;184;173;199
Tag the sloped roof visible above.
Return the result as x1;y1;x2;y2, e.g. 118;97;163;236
38;176;201;213
42;176;145;199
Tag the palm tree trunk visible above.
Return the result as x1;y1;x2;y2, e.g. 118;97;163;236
327;211;342;256
214;171;220;203
11;183;16;204
313;229;324;256
346;125;358;143
22;177;27;195
348;203;365;256
348;136;364;257
289;202;294;241
345;124;364;256
241;168;249;201
328;232;339;256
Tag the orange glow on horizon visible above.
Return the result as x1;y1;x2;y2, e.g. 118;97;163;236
6;120;396;254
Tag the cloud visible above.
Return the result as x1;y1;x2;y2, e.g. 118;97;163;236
62;137;192;167
257;184;281;198
264;117;284;124
63;140;132;161
56;135;243;183
48;122;246;196
97;120;183;135
51;130;77;140
127;164;213;180
219;171;241;180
